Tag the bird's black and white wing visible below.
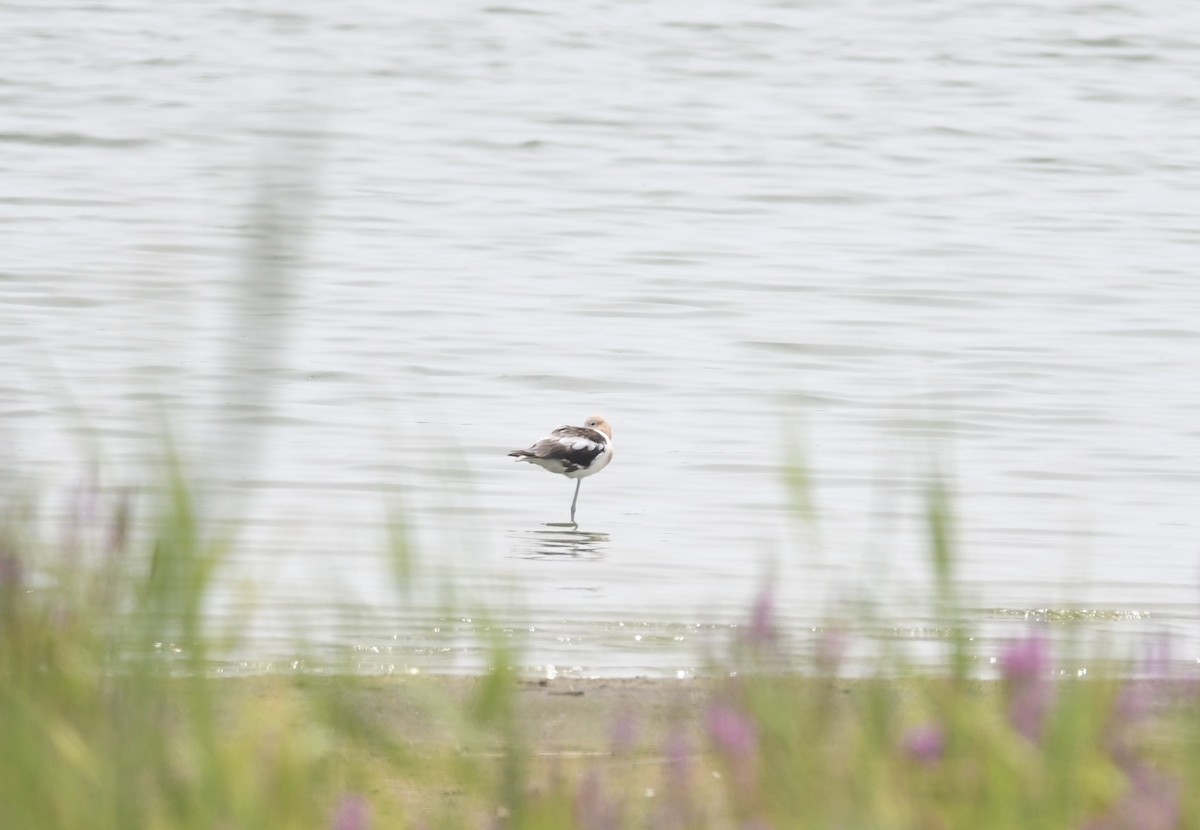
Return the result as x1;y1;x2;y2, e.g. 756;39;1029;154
509;426;608;474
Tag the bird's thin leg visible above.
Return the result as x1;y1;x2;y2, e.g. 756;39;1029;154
570;479;581;524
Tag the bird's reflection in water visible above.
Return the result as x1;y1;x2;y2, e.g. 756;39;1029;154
510;525;611;559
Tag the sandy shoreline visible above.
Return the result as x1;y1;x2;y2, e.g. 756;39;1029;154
232;674;720;748
221;672;963;823
223;672;911;753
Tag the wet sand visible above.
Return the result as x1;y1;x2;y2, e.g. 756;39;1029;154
219;674;731;822
229;674;722;749
216;673;981;824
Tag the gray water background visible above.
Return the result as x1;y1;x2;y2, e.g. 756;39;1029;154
3;1;1199;676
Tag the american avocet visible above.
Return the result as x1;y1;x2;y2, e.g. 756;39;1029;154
508;415;614;524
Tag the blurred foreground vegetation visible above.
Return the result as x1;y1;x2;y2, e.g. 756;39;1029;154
2;468;1199;829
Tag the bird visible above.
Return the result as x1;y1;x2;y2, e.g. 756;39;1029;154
508;415;614;524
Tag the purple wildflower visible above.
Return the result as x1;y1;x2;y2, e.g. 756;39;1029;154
705;701;761;802
1140;635;1173;679
1109;678;1175;774
706;703;758;758
999;631;1050;682
902;723;946;764
1131;637;1200;712
999;632;1055;742
1009;684;1054;742
330;794;371;830
744;588;777;649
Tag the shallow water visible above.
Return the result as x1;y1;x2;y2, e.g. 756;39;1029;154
3;1;1200;675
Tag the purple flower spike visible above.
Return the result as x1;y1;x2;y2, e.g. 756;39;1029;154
999;631;1050;683
1140;634;1173;679
705;703;762;802
902;723;946;764
744;588;777;649
999;632;1054;742
331;794;371;830
706;703;758;758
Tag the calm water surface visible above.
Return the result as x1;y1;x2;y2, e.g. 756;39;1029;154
3;1;1200;675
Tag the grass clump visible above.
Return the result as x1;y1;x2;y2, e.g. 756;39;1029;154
0;469;399;829
2;470;1199;829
